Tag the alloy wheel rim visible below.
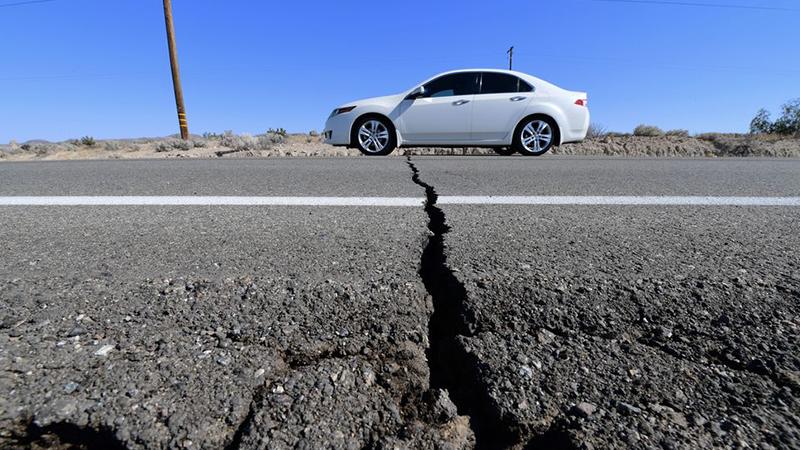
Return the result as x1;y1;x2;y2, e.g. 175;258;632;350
521;120;552;153
358;120;389;153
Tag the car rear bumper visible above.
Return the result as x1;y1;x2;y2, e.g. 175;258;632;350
562;107;590;144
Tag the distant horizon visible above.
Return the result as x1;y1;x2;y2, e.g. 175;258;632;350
1;0;798;142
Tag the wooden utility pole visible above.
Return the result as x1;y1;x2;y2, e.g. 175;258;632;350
163;0;189;139
507;46;514;70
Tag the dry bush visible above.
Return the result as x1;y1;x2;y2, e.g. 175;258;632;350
103;141;125;151
217;132;279;152
666;129;689;137
586;123;608;139
155;139;194;152
695;133;722;141
750;99;800;136
80;136;96;147
264;132;285;145
633;125;664;137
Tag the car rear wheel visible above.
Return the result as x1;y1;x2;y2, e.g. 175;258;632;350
513;117;556;156
353;117;396;156
493;147;516;156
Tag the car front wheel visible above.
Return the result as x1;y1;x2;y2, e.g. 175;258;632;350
353;117;396;156
513;117;556;156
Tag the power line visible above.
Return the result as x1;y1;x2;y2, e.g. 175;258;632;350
592;0;800;12
0;0;59;8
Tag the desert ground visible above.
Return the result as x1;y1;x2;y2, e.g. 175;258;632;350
2;132;800;161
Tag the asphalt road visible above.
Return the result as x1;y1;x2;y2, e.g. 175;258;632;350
1;157;798;449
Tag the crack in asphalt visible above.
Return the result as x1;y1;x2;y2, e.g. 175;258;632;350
224;384;266;450
11;421;127;450
406;156;519;449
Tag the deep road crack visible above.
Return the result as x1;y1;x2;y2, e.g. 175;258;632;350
12;421;127;450
406;156;519;449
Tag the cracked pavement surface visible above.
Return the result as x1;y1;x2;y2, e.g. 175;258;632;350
1;157;799;449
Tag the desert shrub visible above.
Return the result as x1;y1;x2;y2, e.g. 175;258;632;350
192;139;207;148
264;132;285;145
309;130;319;137
5;140;23;155
267;127;287;137
773;99;800;136
202;132;224;140
216;131;280;152
586;123;607;139
750;99;800;136
103;141;123;151
80;136;96;147
219;131;240;148
696;133;722;141
750;109;773;134
31;144;51;156
665;129;689;137
155;139;193;152
633;125;664;137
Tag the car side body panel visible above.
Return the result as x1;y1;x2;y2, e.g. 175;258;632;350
323;69;589;148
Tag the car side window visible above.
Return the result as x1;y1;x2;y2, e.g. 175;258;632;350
422;73;478;98
517;79;534;92
480;72;532;94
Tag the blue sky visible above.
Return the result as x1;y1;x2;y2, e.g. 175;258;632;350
1;0;798;142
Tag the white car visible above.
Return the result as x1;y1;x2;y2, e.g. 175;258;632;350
323;69;589;156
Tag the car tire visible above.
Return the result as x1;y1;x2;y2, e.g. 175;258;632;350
493;147;516;156
513;116;557;156
352;116;396;156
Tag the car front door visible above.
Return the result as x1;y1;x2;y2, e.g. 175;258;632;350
397;72;478;144
471;72;534;142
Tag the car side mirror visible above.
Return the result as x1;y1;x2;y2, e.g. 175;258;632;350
406;86;425;100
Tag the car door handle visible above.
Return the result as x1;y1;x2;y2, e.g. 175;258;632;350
453;99;470;106
510;96;527;102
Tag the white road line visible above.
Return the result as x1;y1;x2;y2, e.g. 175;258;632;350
0;196;798;206
0;196;425;206
437;196;800;206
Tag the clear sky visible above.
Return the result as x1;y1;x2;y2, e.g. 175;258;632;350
1;0;798;143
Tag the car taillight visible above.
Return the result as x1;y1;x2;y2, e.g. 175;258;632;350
575;99;587;107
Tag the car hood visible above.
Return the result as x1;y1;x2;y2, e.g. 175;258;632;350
338;93;406;109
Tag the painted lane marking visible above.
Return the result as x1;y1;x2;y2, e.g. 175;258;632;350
0;196;425;206
436;196;800;206
0;196;798;206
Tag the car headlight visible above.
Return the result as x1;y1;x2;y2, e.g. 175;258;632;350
330;106;356;117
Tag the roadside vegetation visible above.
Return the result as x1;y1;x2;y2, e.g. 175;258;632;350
3;107;800;160
0;129;296;160
749;98;800;136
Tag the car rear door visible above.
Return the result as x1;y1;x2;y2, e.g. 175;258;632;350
397;72;478;144
471;72;534;142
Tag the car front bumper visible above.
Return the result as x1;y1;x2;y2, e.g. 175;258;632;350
323;113;355;147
